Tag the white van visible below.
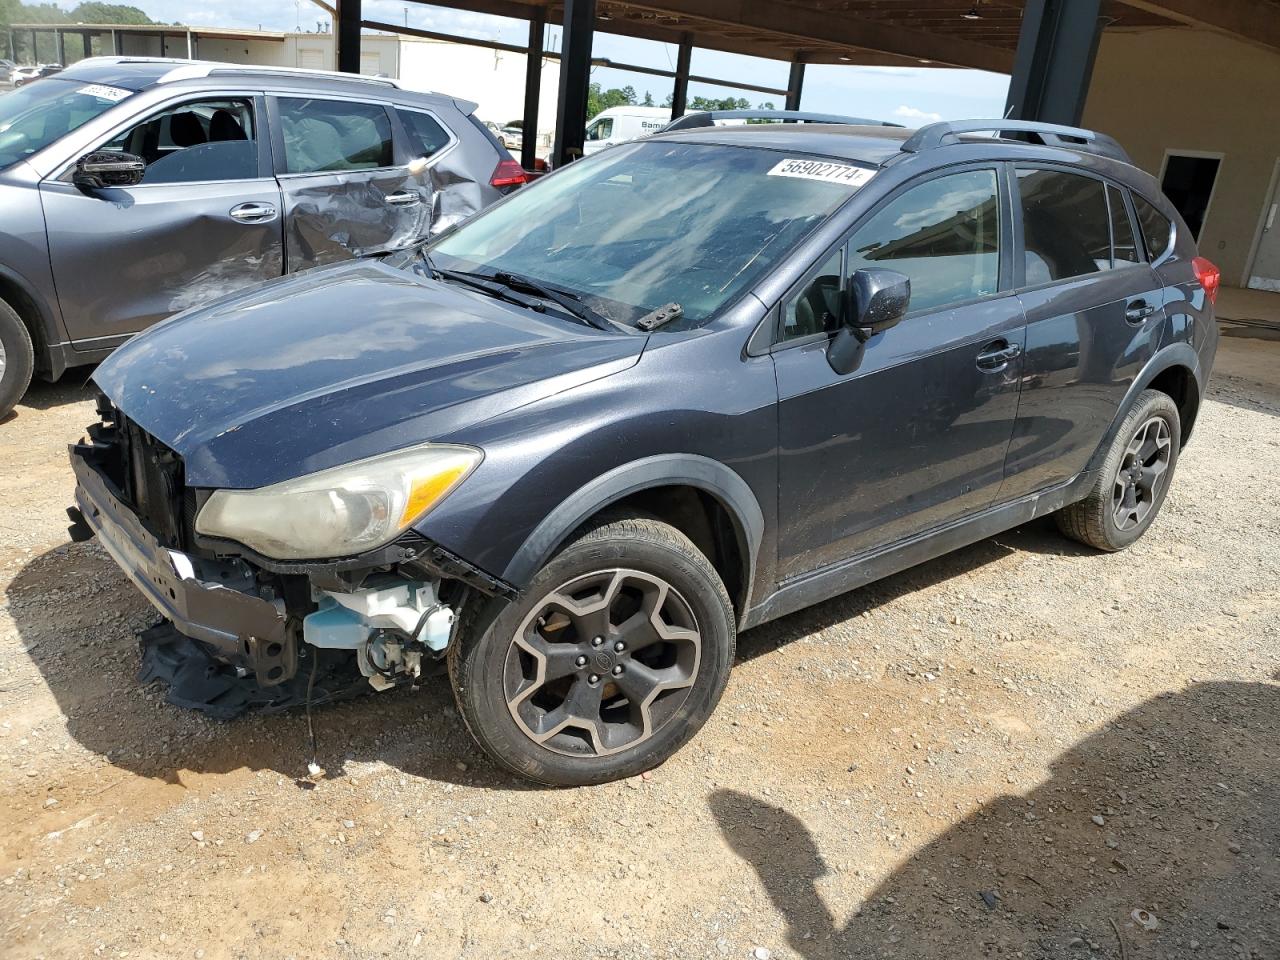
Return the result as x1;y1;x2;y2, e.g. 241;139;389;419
582;106;673;155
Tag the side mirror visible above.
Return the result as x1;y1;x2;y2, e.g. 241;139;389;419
73;150;145;189
827;268;911;376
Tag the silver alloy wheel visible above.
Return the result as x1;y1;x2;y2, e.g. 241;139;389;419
504;568;702;758
0;336;6;383
1112;415;1172;531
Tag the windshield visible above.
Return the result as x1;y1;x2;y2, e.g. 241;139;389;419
0;78;134;171
429;140;869;327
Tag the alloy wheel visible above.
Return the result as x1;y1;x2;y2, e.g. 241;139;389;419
1112;415;1172;531
503;569;702;758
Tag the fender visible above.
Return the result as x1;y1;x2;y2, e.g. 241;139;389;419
501;454;766;617
0;264;67;379
1085;342;1202;475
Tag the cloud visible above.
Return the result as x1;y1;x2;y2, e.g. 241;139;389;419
893;105;944;123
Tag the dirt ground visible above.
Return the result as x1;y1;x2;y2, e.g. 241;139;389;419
1;323;1277;960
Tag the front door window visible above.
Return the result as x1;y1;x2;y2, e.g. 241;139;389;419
101;98;259;184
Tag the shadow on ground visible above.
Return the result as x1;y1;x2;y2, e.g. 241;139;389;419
8;516;1063;791
710;680;1280;959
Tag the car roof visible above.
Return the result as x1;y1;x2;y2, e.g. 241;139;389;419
54;57;471;110
652;121;1147;183
654;123;913;166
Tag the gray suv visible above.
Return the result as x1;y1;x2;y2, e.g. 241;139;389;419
0;57;524;417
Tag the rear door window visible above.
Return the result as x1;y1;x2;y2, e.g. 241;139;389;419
1133;194;1173;261
396;107;454;158
277;97;393;173
1018;168;1113;284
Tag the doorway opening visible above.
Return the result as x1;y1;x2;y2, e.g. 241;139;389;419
1159;151;1222;242
1246;158;1280;293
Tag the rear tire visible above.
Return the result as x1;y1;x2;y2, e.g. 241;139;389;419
1056;389;1181;551
0;298;35;420
449;516;735;786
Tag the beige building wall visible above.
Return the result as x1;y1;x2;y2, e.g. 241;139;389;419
193;33;399;78
1085;28;1280;288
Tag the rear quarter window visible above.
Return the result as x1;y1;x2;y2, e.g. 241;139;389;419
396;108;454;158
1133;194;1173;261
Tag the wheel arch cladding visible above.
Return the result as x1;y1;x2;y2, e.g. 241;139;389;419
0;269;51;365
501;454;764;624
1087;344;1201;475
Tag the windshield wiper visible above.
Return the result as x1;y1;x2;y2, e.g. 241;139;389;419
417;255;622;333
490;271;620;332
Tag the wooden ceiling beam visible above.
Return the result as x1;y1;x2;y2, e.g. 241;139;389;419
1113;0;1280;53
620;0;1015;69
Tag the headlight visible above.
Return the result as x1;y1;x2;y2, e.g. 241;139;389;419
195;443;481;560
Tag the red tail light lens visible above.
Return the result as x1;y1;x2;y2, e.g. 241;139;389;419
1192;256;1221;304
490;158;528;188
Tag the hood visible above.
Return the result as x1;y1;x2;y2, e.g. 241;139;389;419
95;260;644;488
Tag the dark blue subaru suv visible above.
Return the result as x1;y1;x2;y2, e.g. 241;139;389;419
69;119;1219;786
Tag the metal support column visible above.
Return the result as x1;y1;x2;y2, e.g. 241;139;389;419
54;29;64;66
786;60;805;111
521;9;545;170
1005;0;1104;125
336;0;363;74
552;0;596;167
670;34;692;118
110;29;119;55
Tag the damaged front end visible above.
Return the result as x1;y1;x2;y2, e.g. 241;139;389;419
69;394;512;718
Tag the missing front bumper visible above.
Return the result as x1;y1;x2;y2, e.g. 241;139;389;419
70;442;293;681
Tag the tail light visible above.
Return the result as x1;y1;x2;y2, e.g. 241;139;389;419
489;158;528;188
1192;256;1221;304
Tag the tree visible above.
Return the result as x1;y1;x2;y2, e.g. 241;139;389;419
586;81;639;120
70;3;157;24
688;95;752;111
642;91;654;107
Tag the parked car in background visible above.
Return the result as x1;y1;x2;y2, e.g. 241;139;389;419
582;105;672;155
0;56;527;417
70;118;1217;786
0;59;17;85
501;125;524;151
11;63;62;87
483;119;521;152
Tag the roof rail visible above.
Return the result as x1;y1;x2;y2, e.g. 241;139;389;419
901;119;1131;163
156;60;400;88
661;109;901;132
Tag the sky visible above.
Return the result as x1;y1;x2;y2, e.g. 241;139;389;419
60;0;1011;121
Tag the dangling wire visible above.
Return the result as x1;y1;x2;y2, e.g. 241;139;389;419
304;652;324;780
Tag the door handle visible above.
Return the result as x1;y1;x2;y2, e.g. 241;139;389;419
975;339;1022;371
1125;299;1157;324
228;202;277;224
384;190;422;207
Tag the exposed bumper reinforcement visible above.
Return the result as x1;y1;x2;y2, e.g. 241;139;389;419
70;442;288;668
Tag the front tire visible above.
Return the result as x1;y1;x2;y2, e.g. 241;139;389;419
449;516;736;786
1057;389;1181;551
0;298;35;420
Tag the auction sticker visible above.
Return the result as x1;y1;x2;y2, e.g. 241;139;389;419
76;84;131;102
767;157;875;188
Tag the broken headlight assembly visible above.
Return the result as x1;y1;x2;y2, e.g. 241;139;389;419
195;443;482;560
